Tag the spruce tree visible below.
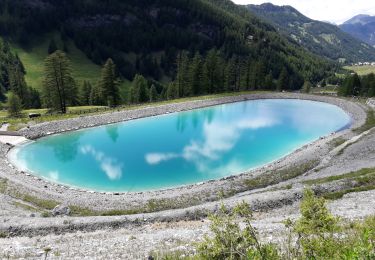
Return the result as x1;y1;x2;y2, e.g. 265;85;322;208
90;83;103;105
166;82;179;100
225;56;237;92
130;74;148;103
42;50;77;113
98;58;120;107
175;51;191;97
190;52;203;96
264;73;275;90
277;67;289;91
80;80;92;105
149;84;158;102
203;49;222;94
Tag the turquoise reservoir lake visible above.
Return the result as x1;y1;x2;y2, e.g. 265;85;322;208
9;99;351;192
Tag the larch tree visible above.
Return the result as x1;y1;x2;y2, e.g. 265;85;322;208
42;50;77;114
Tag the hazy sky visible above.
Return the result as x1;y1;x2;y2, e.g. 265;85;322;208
232;0;375;24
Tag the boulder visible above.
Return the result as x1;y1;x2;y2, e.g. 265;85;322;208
51;205;71;216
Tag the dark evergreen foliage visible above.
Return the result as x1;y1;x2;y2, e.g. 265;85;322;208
0;37;40;108
0;0;331;87
339;73;375;97
42;51;78;113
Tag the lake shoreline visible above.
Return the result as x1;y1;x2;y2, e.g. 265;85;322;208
0;93;372;226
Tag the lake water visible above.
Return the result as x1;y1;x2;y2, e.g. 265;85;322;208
9;99;351;192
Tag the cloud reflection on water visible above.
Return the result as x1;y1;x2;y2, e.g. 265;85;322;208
145;114;279;174
80;145;123;180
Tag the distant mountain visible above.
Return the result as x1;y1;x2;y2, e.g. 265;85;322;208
247;3;375;63
340;15;375;47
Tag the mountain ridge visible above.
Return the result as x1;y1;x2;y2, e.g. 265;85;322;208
247;3;375;63
340;14;375;47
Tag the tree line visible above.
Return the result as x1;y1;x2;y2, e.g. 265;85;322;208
338;73;375;97
5;45;314;116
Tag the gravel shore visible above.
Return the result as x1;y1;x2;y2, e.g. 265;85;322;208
0;93;367;212
0;93;374;259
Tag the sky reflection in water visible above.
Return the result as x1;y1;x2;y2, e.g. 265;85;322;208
10;99;351;192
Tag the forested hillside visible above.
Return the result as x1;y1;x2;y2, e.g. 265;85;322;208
247;3;375;63
0;0;330;89
0;38;40;108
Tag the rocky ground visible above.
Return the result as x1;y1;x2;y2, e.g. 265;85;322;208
1;189;374;259
0;93;374;259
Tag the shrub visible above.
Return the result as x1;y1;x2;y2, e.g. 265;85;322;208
196;202;280;260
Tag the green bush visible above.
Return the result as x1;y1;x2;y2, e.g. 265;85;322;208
196;202;279;260
189;189;375;260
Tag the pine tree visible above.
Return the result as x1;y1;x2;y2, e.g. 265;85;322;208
80;80;92;105
42;50;77;113
90;83;103;105
166;82;179;100
225;56;237;92
277;67;289;91
190;52;203;96
254;61;266;90
48;39;58;54
149;84;158;102
264;73;275;90
203;49;222;94
98;58;120;107
7;91;22;117
130;74;148;103
175;51;190;97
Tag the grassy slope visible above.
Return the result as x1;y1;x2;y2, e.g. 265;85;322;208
11;34;101;90
344;65;375;76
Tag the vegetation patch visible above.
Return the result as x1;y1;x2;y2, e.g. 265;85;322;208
304;168;375;185
0;178;8;193
12;201;39;212
19;194;59;210
323;186;375;200
0;231;8;238
155;190;375;259
304;168;375;200
244;160;319;190
328;137;347;148
354;109;375;133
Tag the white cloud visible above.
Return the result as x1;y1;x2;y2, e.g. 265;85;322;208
232;0;375;24
80;145;123;180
